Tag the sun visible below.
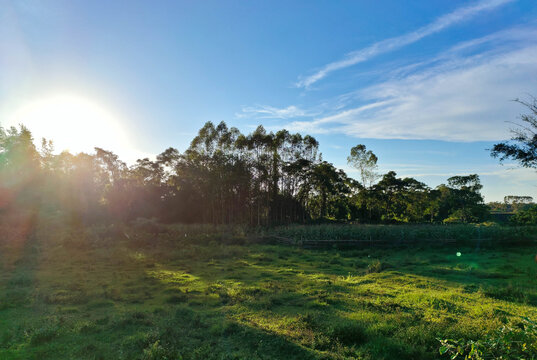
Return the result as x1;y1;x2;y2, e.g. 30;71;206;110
8;94;133;158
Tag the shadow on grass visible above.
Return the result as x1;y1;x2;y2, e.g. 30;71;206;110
4;228;536;360
140;243;471;359
1;228;322;359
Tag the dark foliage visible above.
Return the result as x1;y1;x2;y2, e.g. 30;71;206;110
0;121;489;224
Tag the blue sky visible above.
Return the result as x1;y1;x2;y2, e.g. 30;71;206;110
1;0;537;201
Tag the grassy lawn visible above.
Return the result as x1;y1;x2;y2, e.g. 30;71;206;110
1;218;537;359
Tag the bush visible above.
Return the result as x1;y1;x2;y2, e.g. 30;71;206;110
439;317;537;359
511;205;537;225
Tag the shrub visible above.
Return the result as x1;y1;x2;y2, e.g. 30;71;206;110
511;205;537;225
439;317;537;359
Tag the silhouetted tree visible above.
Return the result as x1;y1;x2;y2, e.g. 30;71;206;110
491;97;537;169
0;121;497;226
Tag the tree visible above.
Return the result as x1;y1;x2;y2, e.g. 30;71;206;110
347;145;379;188
372;171;429;223
442;174;488;223
0;120;499;226
504;195;534;212
309;161;349;220
94;148;130;219
0;125;41;210
491;97;537;169
504;195;533;205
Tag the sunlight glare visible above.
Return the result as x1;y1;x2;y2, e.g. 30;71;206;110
8;94;131;157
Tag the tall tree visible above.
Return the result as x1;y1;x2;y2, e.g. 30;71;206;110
347;144;379;188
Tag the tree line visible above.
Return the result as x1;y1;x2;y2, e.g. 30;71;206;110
0;121;497;225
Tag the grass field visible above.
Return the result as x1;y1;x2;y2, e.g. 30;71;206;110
1;216;537;359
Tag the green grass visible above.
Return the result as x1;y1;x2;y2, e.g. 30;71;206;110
1;218;537;359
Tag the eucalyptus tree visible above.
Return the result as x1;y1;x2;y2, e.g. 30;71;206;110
0;120;498;225
347;144;379;189
176;121;252;223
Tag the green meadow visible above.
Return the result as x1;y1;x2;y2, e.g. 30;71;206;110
1;217;537;359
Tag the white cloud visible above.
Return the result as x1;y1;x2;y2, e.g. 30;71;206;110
286;33;537;141
296;0;515;88
236;104;316;119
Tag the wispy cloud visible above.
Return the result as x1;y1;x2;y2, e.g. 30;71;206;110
286;26;537;141
236;104;317;119
296;0;514;88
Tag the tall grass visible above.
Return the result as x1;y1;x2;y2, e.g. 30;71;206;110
262;223;537;245
72;218;537;248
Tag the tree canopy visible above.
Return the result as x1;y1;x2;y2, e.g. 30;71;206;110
0;122;491;225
